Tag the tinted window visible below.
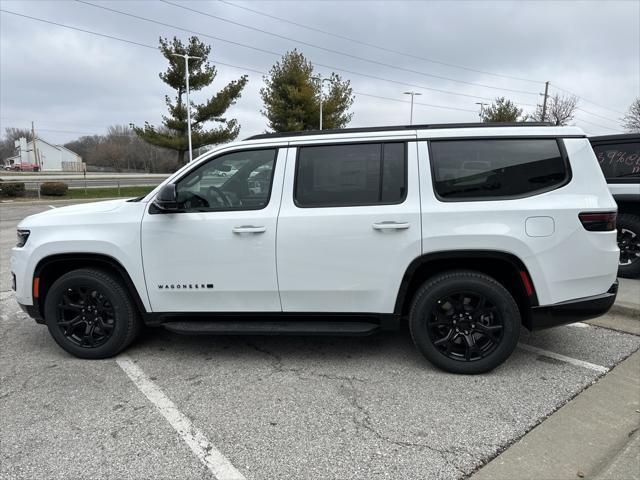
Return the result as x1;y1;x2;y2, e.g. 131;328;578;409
175;149;276;211
295;143;406;207
430;139;567;200
592;142;640;179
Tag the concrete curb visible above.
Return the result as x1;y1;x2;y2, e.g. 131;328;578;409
610;303;640;320
472;350;640;480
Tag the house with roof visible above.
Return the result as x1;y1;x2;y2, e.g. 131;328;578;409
4;137;84;171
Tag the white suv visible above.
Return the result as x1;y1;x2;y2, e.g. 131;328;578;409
11;123;619;374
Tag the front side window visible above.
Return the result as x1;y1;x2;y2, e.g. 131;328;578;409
430;139;568;200
175;149;277;211
295;142;406;207
593;142;640;180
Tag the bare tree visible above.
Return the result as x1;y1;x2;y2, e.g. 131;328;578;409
531;94;578;126
622;98;640;133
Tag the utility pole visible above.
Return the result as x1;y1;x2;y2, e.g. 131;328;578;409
403;91;422;125
475;102;488;120
540;81;550;122
31;121;39;168
171;53;202;162
312;75;332;130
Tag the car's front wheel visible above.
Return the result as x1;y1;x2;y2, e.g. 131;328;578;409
44;268;141;359
409;270;521;374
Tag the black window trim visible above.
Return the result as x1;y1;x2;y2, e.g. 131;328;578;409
590;140;640;184
293;141;409;209
427;137;573;203
150;146;279;214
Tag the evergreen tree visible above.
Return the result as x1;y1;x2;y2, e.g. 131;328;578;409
260;50;354;132
481;97;524;122
134;36;248;164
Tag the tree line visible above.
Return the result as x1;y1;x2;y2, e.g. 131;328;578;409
2;35;638;172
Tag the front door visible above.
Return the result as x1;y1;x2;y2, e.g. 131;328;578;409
141;147;286;312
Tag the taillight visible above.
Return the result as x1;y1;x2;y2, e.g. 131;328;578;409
578;212;617;231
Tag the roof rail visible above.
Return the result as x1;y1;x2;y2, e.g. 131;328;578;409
244;122;555;141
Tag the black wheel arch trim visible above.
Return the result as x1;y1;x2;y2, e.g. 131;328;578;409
32;253;148;319
394;250;539;316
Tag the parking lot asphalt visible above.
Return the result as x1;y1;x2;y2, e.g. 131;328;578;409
1;202;639;480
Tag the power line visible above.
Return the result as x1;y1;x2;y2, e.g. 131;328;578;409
0;9;157;50
217;0;544;86
550;84;626;116
76;0;539;100
0;7;541;125
573;116;624;132
576;108;621;125
1;7;530;106
352;92;477;113
156;0;539;96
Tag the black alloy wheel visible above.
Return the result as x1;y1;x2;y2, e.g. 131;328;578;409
428;291;504;362
616;214;640;278
409;270;520;374
56;285;116;348
44;269;141;359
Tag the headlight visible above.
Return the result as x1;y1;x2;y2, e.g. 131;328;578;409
16;229;30;247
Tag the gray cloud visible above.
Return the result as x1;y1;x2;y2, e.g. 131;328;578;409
1;0;638;145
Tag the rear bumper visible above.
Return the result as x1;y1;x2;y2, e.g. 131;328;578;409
527;281;618;330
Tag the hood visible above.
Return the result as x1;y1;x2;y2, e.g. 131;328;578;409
18;199;133;227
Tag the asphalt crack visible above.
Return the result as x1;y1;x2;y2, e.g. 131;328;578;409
244;340;469;477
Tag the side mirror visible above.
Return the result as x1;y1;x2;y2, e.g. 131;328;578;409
152;184;180;212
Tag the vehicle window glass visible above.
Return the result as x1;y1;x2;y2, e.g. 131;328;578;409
175;149;277;211
430;139;567;200
593;142;640;179
381;143;406;202
295;142;406;207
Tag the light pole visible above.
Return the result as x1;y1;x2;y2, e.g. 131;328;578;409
475;102;488;120
172;53;202;162
403;91;422;125
312;75;332;130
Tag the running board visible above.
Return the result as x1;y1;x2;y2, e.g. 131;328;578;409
162;320;381;336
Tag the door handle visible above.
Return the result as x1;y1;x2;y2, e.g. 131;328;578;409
232;225;266;234
372;221;411;230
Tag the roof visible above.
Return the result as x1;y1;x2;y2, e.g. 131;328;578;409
245;122;556;141
589;133;639;143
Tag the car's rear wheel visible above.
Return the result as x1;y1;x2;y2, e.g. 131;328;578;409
409;270;520;374
44;268;141;359
617;214;640;279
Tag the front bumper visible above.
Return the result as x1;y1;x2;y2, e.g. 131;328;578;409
527;281;618;330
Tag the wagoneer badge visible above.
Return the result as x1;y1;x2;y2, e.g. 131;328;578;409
158;284;214;290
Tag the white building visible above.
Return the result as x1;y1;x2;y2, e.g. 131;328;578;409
4;137;84;172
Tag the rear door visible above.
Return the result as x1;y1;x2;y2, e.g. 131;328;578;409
276;139;421;313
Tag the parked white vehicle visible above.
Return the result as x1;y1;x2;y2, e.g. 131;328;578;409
11;123;619;373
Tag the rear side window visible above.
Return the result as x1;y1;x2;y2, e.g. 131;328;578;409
295;142;406;207
430;139;568;200
592;142;640;180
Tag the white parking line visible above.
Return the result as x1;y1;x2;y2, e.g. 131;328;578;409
565;322;591;328
116;354;246;480
518;343;609;373
47;205;56;209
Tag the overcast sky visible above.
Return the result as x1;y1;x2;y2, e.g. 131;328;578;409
1;0;639;145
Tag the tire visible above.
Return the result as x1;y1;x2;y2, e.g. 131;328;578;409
44;268;141;359
617;214;640;279
409;270;520;374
